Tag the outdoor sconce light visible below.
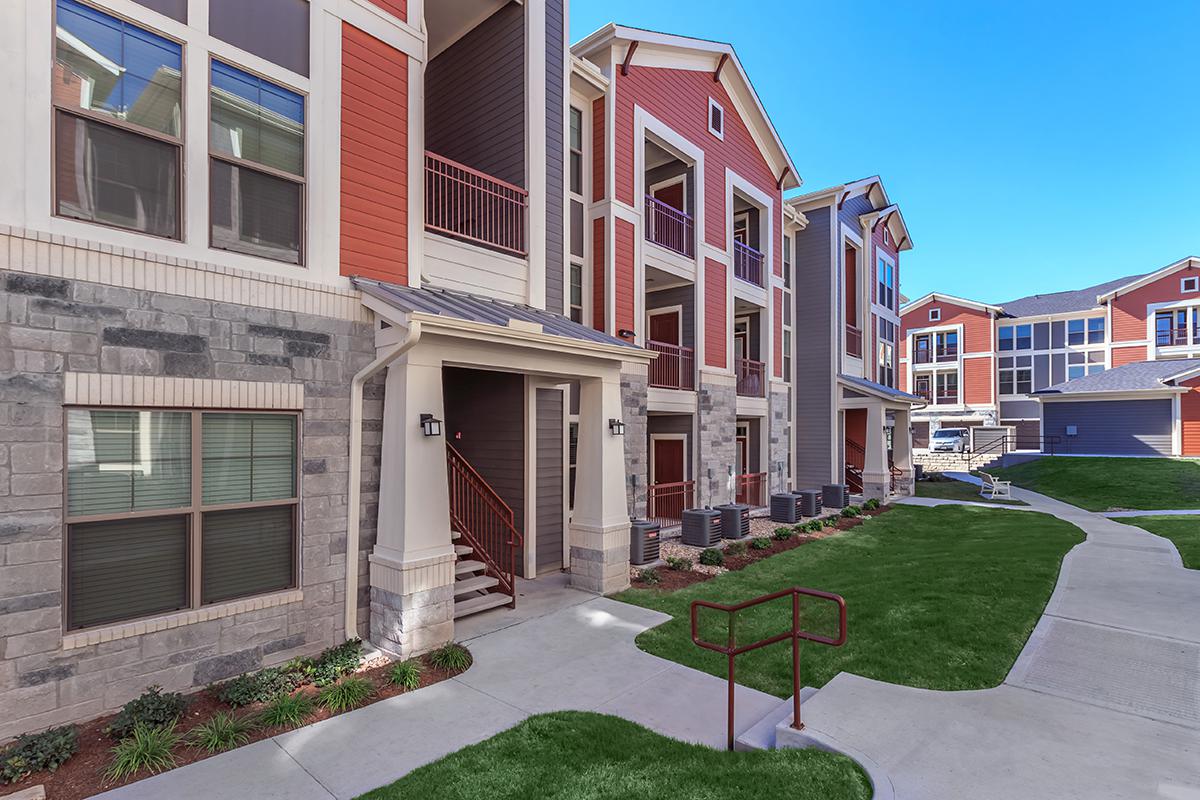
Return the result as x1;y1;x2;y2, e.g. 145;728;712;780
419;414;443;437
608;418;626;436
618;328;636;340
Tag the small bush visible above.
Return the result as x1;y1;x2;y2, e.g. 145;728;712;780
318;677;375;713
106;686;187;740
189;712;256;754
840;506;861;518
260;692;315;729
822;516;838;528
104;723;180;781
726;541;748;557
217;666;303;707
388;660;423;691
699;548;724;567
309;639;363;688
750;537;771;550
806;520;824;533
1;725;78;784
665;556;693;572
429;643;473;673
773;527;794;541
864;498;881;510
638;567;661;585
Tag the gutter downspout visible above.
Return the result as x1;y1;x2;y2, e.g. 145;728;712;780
344;319;423;641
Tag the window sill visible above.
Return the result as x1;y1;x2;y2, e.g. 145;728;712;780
62;589;303;651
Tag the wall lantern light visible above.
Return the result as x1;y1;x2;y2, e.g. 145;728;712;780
419;414;443;437
608;418;626;436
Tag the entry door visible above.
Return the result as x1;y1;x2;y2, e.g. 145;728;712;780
653;180;684;213
735;424;749;475
914;374;931;402
648;310;680;346
652;438;685;485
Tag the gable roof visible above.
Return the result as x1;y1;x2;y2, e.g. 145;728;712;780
902;292;1001;316
786;176;913;251
572;24;800;190
1035;359;1200;396
996;273;1147;318
1094;256;1200;302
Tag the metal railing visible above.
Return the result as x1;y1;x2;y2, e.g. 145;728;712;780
913;346;958;364
936;391;959;405
425;151;528;256
644;195;694;257
648;480;694;527
1156;328;1190;347
735;472;767;507
845;324;863;358
735;356;765;398
844;440;865;494
733;241;765;287
446;443;523;606
690;587;847;751
967;433;1063;469
647;340;695;391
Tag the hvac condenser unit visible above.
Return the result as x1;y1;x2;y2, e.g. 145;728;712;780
770;493;802;523
681;508;722;547
629;520;661;565
795;490;822;518
822;484;849;509
716;503;750;539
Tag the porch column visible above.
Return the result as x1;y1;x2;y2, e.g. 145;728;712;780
892;408;915;497
570;374;632;594
370;349;456;657
861;403;889;500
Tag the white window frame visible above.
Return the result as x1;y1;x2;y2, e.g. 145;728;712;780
707;97;724;140
928;308;941;322
1183;276;1199;293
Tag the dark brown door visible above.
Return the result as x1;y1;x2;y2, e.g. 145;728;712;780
653;181;684;212
649;311;680;346
653;438;685;484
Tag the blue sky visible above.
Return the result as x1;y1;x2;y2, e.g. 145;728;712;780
570;1;1200;304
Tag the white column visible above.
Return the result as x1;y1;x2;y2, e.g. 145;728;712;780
861;403;889;500
892;408;914;496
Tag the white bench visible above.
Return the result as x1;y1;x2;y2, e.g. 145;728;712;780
978;471;1012;500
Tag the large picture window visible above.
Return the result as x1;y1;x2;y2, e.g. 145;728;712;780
877;256;895;310
53;0;183;238
210;60;305;264
65;409;299;630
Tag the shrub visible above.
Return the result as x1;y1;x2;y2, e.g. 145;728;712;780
806;520;824;533
106;686;187;740
822;516;838;528
429;643;473;673
318;677;375;713
309;639;363;688
0;725;78;784
217;666;303;707
189;712;256;754
864;498;881;510
638;567;661;585
260;692;315;729
773;527;794;541
699;548;724;567
665;556;693;572
726;541;748;557
388;660;423;691
840;506;861;518
104;723;180;781
750;537;772;550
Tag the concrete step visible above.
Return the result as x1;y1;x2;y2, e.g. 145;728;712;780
454;574;499;596
453;591;511;619
734;687;820;752
455;559;486;576
451;529;461;540
454;543;473;557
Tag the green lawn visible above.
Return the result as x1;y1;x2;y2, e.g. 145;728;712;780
989;456;1200;511
1118;515;1200;569
356;712;871;800
617;505;1082;697
915;479;1028;505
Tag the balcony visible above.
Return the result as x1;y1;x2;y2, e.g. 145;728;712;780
735;356;765;398
914;346;958;364
846;324;863;358
735;472;766;507
936;390;959;405
425;151;527;256
1156;328;1190;347
647;340;695;391
644;195;694;258
648;480;694;527
733;241;765;287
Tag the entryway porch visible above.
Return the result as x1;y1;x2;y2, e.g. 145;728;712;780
838;375;924;501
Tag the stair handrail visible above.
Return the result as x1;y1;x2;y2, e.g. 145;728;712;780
446;443;523;604
844;440;866;493
691;587;847;751
967;434;1011;470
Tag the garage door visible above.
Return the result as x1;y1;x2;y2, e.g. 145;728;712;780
1043;399;1173;456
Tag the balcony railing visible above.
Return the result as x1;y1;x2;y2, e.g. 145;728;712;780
1156;328;1190;347
733;241;765;287
647;340;695;391
845;324;863;358
914;386;932;403
936;391;959;405
648;480;694;527
735;356;765;398
644;195;694;258
425;151;527;256
913;346;958;364
736;472;766;507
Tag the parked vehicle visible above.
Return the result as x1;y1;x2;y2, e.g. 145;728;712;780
930;427;969;453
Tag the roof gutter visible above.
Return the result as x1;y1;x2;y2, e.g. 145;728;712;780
343;319;423;641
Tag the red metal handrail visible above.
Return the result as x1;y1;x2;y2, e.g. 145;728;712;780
691;587;847;751
644;195;694;257
735;472;766;507
446;443;523;606
735;356;765;398
425;151;528;256
647;339;695;390
845;324;863;358
733;240;765;287
648;480;694;527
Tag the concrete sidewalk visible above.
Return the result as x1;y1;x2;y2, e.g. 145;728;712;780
1102;508;1200;517
96;581;780;800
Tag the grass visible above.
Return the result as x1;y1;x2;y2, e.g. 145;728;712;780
355;712;871;800
1118;516;1200;569
318;677;375;712
429;643;472;673
989;456;1200;511
104;723;180;781
188;712;256;753
915;479;1028;505
388;660;422;691
616;505;1082;697
260;692;315;729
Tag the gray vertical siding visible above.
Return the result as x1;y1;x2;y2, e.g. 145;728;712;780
646;285;696;349
838;193;874;230
544;0;565;313
1043;399;1174;455
425;2;526;187
535;389;564;573
793;208;835;488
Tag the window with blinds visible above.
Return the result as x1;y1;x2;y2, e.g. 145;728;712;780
64;409;299;630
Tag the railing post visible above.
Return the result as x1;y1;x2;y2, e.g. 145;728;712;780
727;609;737;752
792;590;802;731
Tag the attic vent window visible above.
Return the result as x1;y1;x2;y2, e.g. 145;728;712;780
708;98;724;140
929;308;941;322
1183;276;1199;293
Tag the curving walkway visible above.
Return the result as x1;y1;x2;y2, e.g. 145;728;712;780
805;483;1200;800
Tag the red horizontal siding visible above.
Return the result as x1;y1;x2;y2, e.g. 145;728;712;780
340;23;408;283
1183;376;1200;456
592;217;606;332
1111;265;1200;343
592;97;605;203
964;356;992;406
366;0;405;21
704;258;726;369
773;287;783;378
900;300;992;354
614;219;636;336
1111;345;1147;367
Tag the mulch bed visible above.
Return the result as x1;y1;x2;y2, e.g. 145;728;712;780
4;654;462;800
631;505;892;591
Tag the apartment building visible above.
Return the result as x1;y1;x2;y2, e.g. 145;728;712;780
900;257;1200;456
787;178;923;500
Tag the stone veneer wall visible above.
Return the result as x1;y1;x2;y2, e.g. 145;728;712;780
769;384;790;494
0;233;380;741
697;377;736;507
620;370;648;519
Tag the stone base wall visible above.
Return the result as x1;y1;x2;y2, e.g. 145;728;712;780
769;384;790;494
569;521;631;595
697;378;736;507
620;371;648;519
0;234;380;741
369;584;454;659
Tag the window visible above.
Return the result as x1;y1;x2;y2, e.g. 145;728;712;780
1067;351;1105;380
53;0;183;239
783;236;792;289
1182;276;1199;293
568;421;578;510
783;333;792;381
913;333;932;364
1156;309;1187;346
209;0;310;76
929;308;941;322
1067;317;1105;346
1194;308;1200;345
569;106;584;196
569;261;583;323
65;409;298;630
210;60;305;265
878;319;895;387
876;257;895;310
998;324;1031;351
935;372;958;404
998;356;1032;396
708;98;724;139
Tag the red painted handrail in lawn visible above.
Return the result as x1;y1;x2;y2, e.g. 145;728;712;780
425;151;528;256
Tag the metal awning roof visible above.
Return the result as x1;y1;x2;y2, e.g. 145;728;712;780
839;374;926;405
